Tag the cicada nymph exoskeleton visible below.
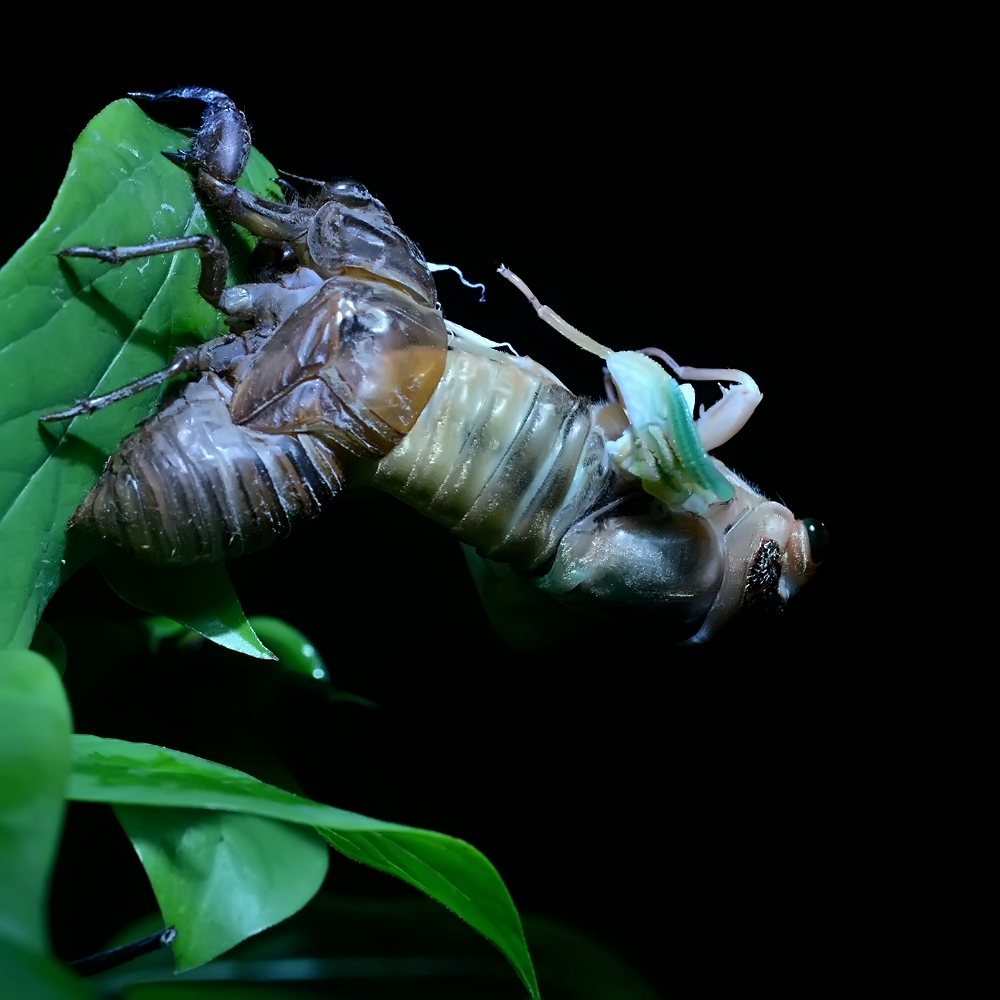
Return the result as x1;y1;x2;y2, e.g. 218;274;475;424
68;274;447;564
43;88;824;642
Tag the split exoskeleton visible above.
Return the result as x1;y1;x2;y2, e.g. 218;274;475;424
43;88;824;644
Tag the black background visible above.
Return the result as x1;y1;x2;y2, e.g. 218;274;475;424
2;52;870;998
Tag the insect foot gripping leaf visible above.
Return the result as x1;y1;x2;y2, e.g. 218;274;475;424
35;90;824;646
0;96;281;649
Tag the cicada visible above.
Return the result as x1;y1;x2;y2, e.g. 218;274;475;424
41;88;825;644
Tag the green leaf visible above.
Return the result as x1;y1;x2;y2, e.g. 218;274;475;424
0;939;92;1000
244;617;330;681
0;650;72;954
246;616;375;705
30;621;68;676
114;807;328;971
0;97;280;649
69;736;538;998
140;615;193;650
99;554;275;660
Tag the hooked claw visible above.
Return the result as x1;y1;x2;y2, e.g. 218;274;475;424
129;87;236;108
129;87;250;185
640;347;762;452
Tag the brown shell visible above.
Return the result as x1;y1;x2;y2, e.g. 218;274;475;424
73;275;447;563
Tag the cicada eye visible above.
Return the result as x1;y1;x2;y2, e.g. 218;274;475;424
802;518;830;565
744;538;783;611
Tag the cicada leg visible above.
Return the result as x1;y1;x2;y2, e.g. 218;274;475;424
131;88;313;247
39;346;211;422
499;265;760;510
498;265;611;359
130;87;250;184
639;348;762;452
499;265;763;451
59;233;229;307
42;232;243;422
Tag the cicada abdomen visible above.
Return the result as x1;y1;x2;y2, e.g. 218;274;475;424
71;375;341;564
71;276;448;563
372;345;615;572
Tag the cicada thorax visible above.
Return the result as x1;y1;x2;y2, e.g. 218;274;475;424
303;188;438;308
228;277;446;451
72;275;448;564
195;172;439;308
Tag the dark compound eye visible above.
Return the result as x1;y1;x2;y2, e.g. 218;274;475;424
803;518;830;564
745;539;783;611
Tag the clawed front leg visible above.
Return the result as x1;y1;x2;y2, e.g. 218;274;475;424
44;236;235;421
640;348;762;452
499;265;763;452
131;88;307;245
130;87;250;184
499;265;765;511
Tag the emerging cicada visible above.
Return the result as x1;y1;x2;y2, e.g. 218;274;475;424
42;88;824;644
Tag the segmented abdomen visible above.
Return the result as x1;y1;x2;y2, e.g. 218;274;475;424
72;375;343;563
372;349;615;571
71;275;449;565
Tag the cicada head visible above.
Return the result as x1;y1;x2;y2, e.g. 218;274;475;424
686;464;826;643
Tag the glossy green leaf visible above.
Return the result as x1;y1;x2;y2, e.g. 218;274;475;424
99;554;275;660
244;617;329;681
137;614;373;702
141;616;195;650
0;98;280;649
0;650;72;954
115;807;328;971
246;617;375;706
69;736;538;998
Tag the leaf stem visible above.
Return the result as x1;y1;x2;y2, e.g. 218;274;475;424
67;926;177;976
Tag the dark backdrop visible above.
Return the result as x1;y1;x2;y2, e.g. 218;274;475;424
3;66;864;999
